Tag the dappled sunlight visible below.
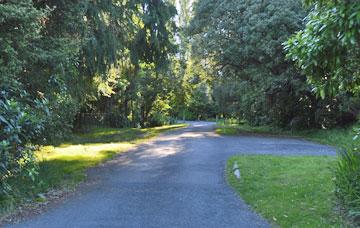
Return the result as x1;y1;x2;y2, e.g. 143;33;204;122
148;124;186;131
37;143;135;162
11;124;190;203
178;131;219;139
138;142;184;159
123;127;219;162
134;130;219;159
35;124;186;164
82;129;132;138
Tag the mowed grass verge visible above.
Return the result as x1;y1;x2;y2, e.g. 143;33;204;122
219;122;352;226
227;155;342;227
1;124;186;217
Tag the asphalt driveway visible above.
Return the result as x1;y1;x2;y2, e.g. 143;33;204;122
8;121;336;228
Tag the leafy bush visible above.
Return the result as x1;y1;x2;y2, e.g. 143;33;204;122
285;0;360;96
40;94;79;142
147;97;173;127
335;148;360;222
334;124;360;223
0;94;46;206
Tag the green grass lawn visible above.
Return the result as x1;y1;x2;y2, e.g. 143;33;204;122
219;121;356;226
227;155;342;227
1;124;186;217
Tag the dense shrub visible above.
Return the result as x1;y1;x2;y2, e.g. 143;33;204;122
147;97;173;127
0;0;47;203
267;80;357;129
104;112;131;128
0;93;47;204
336;129;360;223
266;78;316;129
335;148;360;222
40;94;79;142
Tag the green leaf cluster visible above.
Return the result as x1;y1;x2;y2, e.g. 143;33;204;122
285;0;360;96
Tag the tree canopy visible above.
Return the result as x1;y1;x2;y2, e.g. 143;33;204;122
285;0;360;97
0;0;177;201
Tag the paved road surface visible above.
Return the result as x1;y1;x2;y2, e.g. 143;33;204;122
9;122;336;228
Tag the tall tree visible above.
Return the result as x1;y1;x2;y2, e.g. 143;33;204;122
189;0;313;127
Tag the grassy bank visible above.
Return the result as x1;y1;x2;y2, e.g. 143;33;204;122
227;155;342;227
216;121;357;150
1;124;186;218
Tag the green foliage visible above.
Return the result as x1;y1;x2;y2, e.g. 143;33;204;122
187;0;358;129
285;0;360;96
0;0;48;204
335;149;360;221
186;82;215;120
2;0;359;223
78;0;178;128
0;0;178;207
189;0;313;126
0;96;45;205
131;0;177;69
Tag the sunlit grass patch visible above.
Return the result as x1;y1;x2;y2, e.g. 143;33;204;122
36;124;186;187
227;155;343;227
35;142;134;189
38;143;134;161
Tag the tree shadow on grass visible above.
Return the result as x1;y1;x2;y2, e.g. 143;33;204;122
54;125;185;147
37;150;118;189
58;128;144;146
1;150;118;213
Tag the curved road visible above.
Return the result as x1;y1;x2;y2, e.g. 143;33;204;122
9;122;336;228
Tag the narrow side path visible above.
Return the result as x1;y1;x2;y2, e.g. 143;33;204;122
8;122;335;228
